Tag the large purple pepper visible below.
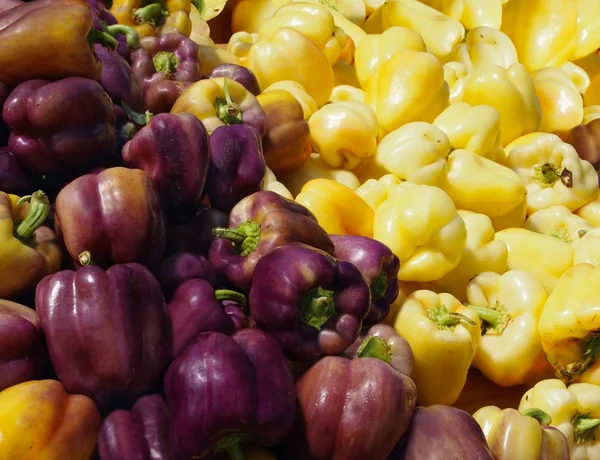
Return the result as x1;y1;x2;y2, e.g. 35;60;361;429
249;242;372;361
156;252;216;298
209;64;260;96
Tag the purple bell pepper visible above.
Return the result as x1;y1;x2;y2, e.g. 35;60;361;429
209;64;260;96
88;0;136;59
156;252;216;298
209;191;334;291
0;146;31;195
206;124;266;213
249;242;371;361
164;329;296;460
131;33;201;114
168;279;251;358
122;112;209;223
165;206;229;257
2;77;117;175
35;262;172;407
330;235;400;325
95;45;144;112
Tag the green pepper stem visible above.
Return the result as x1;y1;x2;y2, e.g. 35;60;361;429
573;413;600;444
87;28;118;50
215;289;247;307
427;305;476;330
121;102;153;126
153;51;179;76
214;433;249;460
133;2;168;28
15;191;50;241
78;251;95;267
212;220;261;257
467;304;509;335
215;79;244;125
105;24;140;48
300;286;336;330
522;408;552;426
356;336;392;364
370;270;388;301
556;332;600;383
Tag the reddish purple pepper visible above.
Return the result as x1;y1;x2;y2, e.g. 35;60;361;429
156;252;216;297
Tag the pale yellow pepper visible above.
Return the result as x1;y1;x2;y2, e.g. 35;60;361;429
519;379;600;460
328;85;365;103
505;133;599;214
573;228;600;266
443;61;469;104
374;183;467;282
355;174;406;211
393;289;481;406
466;270;550;387
263;80;319;122
354;26;426;89
575;193;600;226
583;105;600;124
372;122;450;186
419;0;502;31
308;101;379;170
500;0;578;72
384;280;443;326
260;167;294;200
433;211;508;301
571;0;600;61
276;0;368;26
524;206;592;245
381;0;465;59
231;0;276;34
440;149;527;218
532;67;584;135
495;228;574;293
462;63;541;147
332;60;362;88
247;27;334;107
433;102;505;164
561;61;592;95
365;50;449;136
227;31;259;66
295;178;374;236
490;197;528;232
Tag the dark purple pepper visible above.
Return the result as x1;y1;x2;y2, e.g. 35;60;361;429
209;64;260;96
0;146;31;195
165;207;229;257
157;252;216;297
88;0;133;59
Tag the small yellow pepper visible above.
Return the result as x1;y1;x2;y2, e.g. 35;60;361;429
524;205;592;245
227;31;259;65
571;0;600;61
393;289;481;406
295;179;374;236
419;0;502;31
355;174;405;211
573;228;600;266
263;80;318;122
561;61;591;95
575;192;600;226
328;85;365;103
230;0;276;34
466;270;550;386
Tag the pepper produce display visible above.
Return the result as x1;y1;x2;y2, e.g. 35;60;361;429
3;0;600;459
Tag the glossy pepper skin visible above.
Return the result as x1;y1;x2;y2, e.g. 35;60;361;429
164;329;296;459
0;299;48;392
54;167;165;268
2;77;117;175
0;379;101;460
330;235;399;325
209;190;334;291
0;146;30;195
249;243;371;361
122;112;209;223
131;33;201;114
35;262;172;407
165;206;228;257
111;0;193;39
206;124;266;213
286;353;417;460
209;63;261;96
156;252;215;298
0;191;61;299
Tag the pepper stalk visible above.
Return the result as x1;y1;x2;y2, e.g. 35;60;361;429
215;79;244;125
556;332;600;383
15;191;50;243
212;220;261;257
467;301;511;335
356;336;393;364
300;286;336;330
427;304;476;330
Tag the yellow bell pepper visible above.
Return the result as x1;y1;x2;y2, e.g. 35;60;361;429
327;6;368;46
462;63;542;147
519;379;600;459
295;178;374;236
247;27;334;107
381;0;465;59
332;60;362;88
440;149;527;218
355;174;405;211
532;67;584;135
573;228;600;266
465;270;549;386
571;0;600;61
420;0;502;31
490;197;528;232
505;133;599;214
308;101;378;170
197;45;242;75
433;211;508;301
393;289;481;406
500;0;578;72
384;280;443;326
372;122;450;186
561;61;592;95
473;406;570;460
362;4;384;34
260;166;294;200
524;205;592;245
354;26;426;89
373;183;467;282
263;80;318;122
111;0;193;38
365;50;449;136
443;61;469;104
583;105;600;124
576;193;600;227
494;228;574;293
278;153;360;197
230;0;276;34
227;31;259;65
328;84;365;103
0;380;101;460
433;102;505;164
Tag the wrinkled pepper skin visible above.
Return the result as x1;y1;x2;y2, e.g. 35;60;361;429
209;190;334;291
0;299;48;392
209;63;261;96
0;0;104;86
0;379;101;460
206;124;266;213
169;279;251;358
35;262;172;407
249;243;371;361
122;113;209;223
286;355;417;460
156;252;215;298
131;33;201;113
0;191;62;299
0;146;31;195
98;394;177;460
164;329;296;459
165;206;228;257
400;405;495;460
330;235;399;325
2;77;117;175
54;167;165;268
